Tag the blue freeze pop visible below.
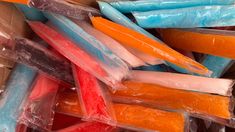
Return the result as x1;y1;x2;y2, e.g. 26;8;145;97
201;55;234;78
43;12;128;69
98;1;191;74
133;5;235;28
109;0;235;13
15;4;47;22
0;64;37;132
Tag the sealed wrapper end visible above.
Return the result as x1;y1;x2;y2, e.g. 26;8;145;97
56;91;188;132
0;64;37;132
111;81;234;122
133;5;235;28
129;70;235;96
72;20;145;67
28;21;124;89
41;13;129;87
28;0;100;20
109;0;235;13
159;28;235;60
57;122;118;132
18;74;60;131
0;37;74;84
91;16;211;76
72;64;116;126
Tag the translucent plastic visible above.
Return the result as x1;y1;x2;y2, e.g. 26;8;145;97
72;20;145;67
18;74;60;131
28;0;100;20
57;122;117;132
0;64;36;132
201;55;233;78
0;37;74;84
28;21;126;88
109;0;235;13
42;13;129;87
72;65;116;125
1;0;28;4
112;81;233;120
98;1;190;74
133;5;235;28
129;70;234;96
159;28;235;60
15;4;47;22
56;90;187;132
91;17;211;76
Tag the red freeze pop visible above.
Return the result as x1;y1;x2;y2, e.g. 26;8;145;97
72;65;116;125
28;21;108;84
57;122;117;132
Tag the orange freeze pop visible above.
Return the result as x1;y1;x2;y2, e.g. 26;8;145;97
56;91;186;132
1;0;28;4
159;29;235;59
91;17;210;76
112;81;232;119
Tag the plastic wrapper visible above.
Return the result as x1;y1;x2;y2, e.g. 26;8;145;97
28;21;126;89
133;64;169;72
57;122;118;132
0;64;37;132
129;70;235;96
15;4;47;22
109;0;235;13
91;16;211;76
28;0;100;20
0;67;11;95
42;13;129;87
0;37;74;84
72;20;145;67
160;28;235;60
201;55;234;78
72;65;116;125
56;90;188;132
133;5;235;28
17;74;60;131
111;81;234;123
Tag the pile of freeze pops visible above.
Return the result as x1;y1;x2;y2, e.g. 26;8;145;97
0;0;235;132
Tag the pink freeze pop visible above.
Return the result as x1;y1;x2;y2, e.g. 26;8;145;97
72;64;116;125
129;70;234;96
28;21;110;85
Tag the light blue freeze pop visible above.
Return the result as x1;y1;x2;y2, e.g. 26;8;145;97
43;12;127;69
109;0;235;13
98;1;191;74
133;5;235;28
201;55;234;78
0;64;37;132
15;4;47;22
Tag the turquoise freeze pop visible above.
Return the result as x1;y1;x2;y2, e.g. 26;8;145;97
201;55;234;78
133;5;235;28
109;0;235;13
15;4;47;22
0;64;37;132
98;1;191;74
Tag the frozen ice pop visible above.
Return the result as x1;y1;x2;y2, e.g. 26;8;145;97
0;64;36;132
56;91;187;132
91;17;211;76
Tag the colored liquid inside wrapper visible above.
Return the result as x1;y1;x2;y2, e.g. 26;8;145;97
91;17;210;76
1;0;28;4
56;91;186;132
112;81;232;119
159;28;235;60
73;65;116;125
18;74;60;131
